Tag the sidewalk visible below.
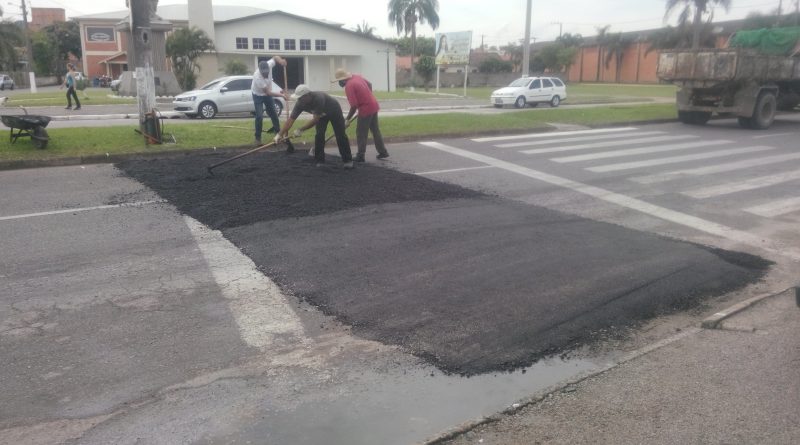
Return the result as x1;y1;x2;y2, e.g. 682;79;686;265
433;288;800;445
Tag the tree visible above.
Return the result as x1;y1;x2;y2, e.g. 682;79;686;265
479;57;513;73
415;55;436;90
166;26;215;91
599;31;631;83
32;31;57;75
664;0;732;49
556;33;584;48
223;59;249;75
355;21;376;38
386;36;435;57
39;21;81;79
501;42;524;72
388;0;440;88
0;22;22;71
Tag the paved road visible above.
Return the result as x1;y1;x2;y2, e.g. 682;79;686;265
1;116;797;444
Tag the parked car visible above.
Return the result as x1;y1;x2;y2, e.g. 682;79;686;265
490;76;567;108
0;74;15;91
172;75;286;119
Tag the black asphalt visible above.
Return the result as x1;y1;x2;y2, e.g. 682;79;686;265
117;150;772;375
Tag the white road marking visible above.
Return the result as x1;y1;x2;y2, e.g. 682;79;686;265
420;141;800;260
630;151;800;184
683;169;800;199
0;200;165;222
553;140;730;163
587;146;775;173
184;216;306;349
416;165;495;175
752;132;795;139
471;127;637;143
744;196;800;217
495;131;664;148
521;135;696;155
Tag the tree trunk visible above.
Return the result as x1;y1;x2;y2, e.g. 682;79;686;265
691;7;703;49
410;25;417;89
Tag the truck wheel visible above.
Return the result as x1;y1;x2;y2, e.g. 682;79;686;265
751;92;776;130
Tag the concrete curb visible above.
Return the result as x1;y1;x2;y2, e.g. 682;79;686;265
421;287;789;444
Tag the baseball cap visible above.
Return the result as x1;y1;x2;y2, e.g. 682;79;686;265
290;84;311;100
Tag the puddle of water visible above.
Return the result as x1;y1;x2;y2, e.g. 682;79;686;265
234;350;619;445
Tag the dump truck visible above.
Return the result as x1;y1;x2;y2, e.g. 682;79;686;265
657;28;800;129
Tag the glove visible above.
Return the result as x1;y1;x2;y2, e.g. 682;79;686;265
273;134;282;144
292;128;303;138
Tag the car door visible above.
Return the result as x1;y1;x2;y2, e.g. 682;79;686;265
541;78;555;102
526;78;543;103
220;78;253;113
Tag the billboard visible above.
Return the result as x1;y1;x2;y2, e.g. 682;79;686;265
435;31;472;65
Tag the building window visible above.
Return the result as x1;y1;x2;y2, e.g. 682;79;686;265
299;39;311;51
268;38;280;50
236;37;248;49
315;39;327;51
253;38;264;50
284;39;296;50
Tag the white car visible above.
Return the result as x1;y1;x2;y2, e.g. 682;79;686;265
0;74;15;90
173;75;287;119
490;76;567;108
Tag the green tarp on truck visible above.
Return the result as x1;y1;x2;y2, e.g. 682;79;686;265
729;27;800;56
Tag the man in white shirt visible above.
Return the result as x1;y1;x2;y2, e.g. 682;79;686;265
251;56;289;146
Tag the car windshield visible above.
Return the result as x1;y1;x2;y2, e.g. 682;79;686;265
508;78;531;87
200;80;223;90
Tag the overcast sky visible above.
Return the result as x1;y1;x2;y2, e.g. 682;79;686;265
8;0;792;47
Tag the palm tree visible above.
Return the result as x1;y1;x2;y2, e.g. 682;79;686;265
600;32;631;83
388;0;440;88
355;21;376;38
166;27;215;91
664;0;732;49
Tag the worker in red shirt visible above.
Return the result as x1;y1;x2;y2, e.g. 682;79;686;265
333;69;389;162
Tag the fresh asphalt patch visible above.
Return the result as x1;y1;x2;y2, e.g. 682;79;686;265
116;151;772;375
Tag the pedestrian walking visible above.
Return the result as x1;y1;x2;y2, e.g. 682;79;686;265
61;63;81;110
252;56;289;147
333;69;389;162
275;84;354;169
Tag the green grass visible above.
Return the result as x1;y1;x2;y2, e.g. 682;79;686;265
3;88;137;107
0;103;676;163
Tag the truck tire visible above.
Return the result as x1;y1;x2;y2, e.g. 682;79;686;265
751;92;776;130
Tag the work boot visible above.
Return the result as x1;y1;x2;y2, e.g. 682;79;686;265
377;153;390;160
342;161;354;169
65;106;72;110
353;154;365;163
254;138;262;146
74;106;81;110
286;141;295;153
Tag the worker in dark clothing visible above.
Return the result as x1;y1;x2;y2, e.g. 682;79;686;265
275;84;354;169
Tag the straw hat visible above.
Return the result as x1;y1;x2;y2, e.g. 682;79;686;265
332;68;352;82
290;84;311;100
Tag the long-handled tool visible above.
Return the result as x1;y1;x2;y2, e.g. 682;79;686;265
307;114;357;156
206;136;293;175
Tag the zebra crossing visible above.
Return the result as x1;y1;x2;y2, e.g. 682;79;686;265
472;126;800;219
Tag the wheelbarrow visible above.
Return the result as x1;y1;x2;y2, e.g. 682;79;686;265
1;110;51;149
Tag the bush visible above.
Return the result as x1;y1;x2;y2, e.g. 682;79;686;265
223;59;249;76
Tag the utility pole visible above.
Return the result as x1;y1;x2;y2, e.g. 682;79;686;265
552;21;563;39
522;0;532;77
377;48;393;92
128;0;157;139
20;0;37;92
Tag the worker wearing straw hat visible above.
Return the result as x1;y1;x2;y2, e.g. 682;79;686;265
333;68;389;162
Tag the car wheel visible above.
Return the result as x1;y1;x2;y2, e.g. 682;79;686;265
514;96;526;108
550;95;560;107
199;101;217;119
493;104;503;108
0;84;4;91
9;84;13;90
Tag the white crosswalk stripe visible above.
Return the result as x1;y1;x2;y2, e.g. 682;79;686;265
553;140;729;163
496;131;664;148
683;169;800;199
471;127;637;143
630;152;800;184
586;146;774;172
522;135;696;155
744;197;800;217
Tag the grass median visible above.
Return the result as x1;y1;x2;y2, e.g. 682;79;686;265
0;103;676;164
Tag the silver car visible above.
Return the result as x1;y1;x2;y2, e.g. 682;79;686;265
0;74;15;91
172;75;286;119
490;76;567;108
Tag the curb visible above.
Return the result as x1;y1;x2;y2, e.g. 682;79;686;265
421;287;789;444
50;111;184;121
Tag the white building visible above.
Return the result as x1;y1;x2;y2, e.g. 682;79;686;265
75;2;396;92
